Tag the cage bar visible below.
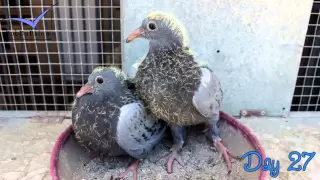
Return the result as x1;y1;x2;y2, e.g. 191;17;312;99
0;0;122;111
291;1;320;112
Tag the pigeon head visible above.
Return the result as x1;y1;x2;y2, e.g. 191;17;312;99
126;12;188;48
76;66;126;98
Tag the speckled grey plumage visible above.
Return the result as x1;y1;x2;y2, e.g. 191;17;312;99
126;11;244;174
133;13;223;126
71;66;166;160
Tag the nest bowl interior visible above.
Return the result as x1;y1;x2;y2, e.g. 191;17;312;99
50;111;267;180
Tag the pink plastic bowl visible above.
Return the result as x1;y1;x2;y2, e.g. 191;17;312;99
50;111;267;180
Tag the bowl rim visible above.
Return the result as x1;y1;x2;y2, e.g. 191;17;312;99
50;125;73;180
50;111;268;180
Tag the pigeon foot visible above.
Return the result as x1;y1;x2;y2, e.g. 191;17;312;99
213;139;240;174
161;144;184;174
113;160;140;180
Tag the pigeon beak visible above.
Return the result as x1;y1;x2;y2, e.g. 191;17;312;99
126;27;144;43
76;85;93;98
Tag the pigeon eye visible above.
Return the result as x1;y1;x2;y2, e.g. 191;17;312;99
95;76;104;84
147;21;157;31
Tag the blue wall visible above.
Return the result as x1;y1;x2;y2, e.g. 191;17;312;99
122;0;313;116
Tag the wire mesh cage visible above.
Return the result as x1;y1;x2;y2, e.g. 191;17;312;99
0;0;122;111
291;0;320;112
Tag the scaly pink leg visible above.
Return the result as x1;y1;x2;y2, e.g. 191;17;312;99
161;124;185;174
114;160;141;180
214;139;239;174
162;144;184;174
209;115;240;174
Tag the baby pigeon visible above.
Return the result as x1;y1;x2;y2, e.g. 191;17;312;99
72;66;166;180
126;12;236;174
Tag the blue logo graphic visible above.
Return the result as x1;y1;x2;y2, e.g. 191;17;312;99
7;2;58;29
241;151;316;178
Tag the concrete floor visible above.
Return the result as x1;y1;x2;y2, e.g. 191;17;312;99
0;113;319;180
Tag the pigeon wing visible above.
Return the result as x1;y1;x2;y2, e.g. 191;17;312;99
192;66;223;118
116;101;166;159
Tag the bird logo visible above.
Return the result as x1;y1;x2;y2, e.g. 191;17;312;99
7;2;58;29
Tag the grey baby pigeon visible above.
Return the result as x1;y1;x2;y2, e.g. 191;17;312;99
126;12;236;174
72;66;166;180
